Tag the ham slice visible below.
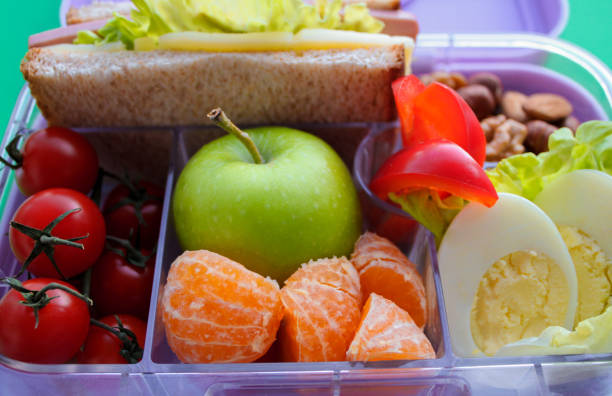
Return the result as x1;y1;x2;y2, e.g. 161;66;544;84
29;20;108;48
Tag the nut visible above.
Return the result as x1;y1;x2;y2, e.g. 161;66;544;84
481;114;507;142
485;119;527;161
563;116;580;133
469;72;503;105
457;84;496;120
420;71;468;90
523;93;573;122
501;91;529;123
525;120;557;154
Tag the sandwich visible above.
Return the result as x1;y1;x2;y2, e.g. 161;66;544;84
22;0;416;128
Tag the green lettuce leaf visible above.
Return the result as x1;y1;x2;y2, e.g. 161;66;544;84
389;190;466;246
486;120;612;201
74;0;384;48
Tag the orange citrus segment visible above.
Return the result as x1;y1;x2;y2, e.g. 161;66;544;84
351;232;427;329
161;250;284;363
285;256;362;303
351;232;416;272
347;293;435;361
280;257;361;362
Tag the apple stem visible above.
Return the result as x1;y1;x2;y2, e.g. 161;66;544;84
207;108;265;164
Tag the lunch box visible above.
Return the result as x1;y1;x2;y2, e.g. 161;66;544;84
2;0;612;394
1;32;611;396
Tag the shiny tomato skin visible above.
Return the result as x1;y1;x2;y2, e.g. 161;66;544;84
0;278;90;364
77;314;146;364
90;248;154;320
16;127;99;197
370;139;498;207
9;188;106;279
103;181;163;250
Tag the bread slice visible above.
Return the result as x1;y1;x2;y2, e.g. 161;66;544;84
66;1;133;25
21;46;404;127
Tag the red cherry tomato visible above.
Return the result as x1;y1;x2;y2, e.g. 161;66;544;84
77;314;147;364
9;127;99;196
9;188;106;279
0;278;91;364
90;247;154;320
370;139;498;207
392;76;486;166
103;181;163;250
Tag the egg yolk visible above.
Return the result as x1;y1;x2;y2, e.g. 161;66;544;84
470;250;569;355
559;226;612;327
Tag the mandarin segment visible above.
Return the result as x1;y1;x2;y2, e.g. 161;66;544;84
347;293;435;361
280;257;361;362
351;232;416;271
161;250;284;363
351;232;427;329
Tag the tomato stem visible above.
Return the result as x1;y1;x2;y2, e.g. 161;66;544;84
2;277;92;328
105;176;161;229
11;208;88;280
90;316;143;363
105;236;153;268
207;108;265;165
82;267;93;298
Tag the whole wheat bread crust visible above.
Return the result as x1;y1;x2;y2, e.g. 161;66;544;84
21;46;403;127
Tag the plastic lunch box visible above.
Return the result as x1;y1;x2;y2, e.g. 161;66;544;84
2;1;612;395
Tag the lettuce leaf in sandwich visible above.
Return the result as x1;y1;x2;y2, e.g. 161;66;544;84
75;0;384;49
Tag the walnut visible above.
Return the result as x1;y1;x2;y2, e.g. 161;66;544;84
484;119;528;161
419;71;468;90
481;114;507;142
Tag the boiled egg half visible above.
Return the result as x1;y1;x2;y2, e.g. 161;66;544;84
438;192;578;357
497;170;612;356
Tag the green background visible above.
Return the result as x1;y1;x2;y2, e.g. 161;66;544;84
2;0;612;130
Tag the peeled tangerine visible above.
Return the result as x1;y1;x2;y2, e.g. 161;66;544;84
498;170;612;356
279;257;362;362
347;293;435;361
351;232;427;329
161;250;284;363
438;193;578;357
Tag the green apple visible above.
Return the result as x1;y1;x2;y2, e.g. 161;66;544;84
172;110;362;281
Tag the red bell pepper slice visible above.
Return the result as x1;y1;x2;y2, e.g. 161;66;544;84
392;75;486;166
392;75;425;137
370;139;498;208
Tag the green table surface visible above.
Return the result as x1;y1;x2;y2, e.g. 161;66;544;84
2;0;612;131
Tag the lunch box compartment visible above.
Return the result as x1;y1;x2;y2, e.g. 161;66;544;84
1;33;612;395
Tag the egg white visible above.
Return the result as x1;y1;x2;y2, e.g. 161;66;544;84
438;193;578;357
534;169;612;259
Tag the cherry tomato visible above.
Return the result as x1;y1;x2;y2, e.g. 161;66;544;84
9;188;106;279
392;76;486;166
90;247;154;320
370;139;498;207
103;181;163;250
6;127;99;196
77;314;146;364
0;278;91;364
